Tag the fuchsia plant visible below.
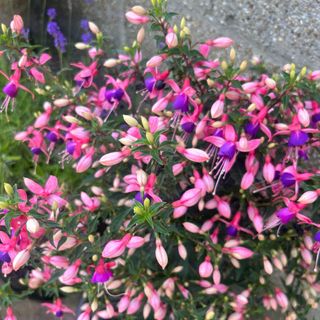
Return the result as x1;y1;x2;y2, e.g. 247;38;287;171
0;1;319;319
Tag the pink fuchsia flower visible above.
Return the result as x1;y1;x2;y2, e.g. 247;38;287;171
24;175;67;208
42;298;75;318
102;233;132;258
71;61;98;89
80;192;100;212
0;69;34;113
4;307;17;320
91;260;115;283
59;259;82;285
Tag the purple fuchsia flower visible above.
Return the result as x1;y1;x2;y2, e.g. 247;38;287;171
47;8;57;20
91;260;115;283
42;298;75;318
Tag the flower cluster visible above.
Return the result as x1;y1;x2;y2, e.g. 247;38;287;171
47;8;67;53
0;1;319;319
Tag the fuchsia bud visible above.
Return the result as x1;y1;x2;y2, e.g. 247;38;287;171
210;94;225;118
298;107;310;127
127;293;144;315
118;293;130;313
263;256;273;275
125;11;149;25
146;54;167;68
263;155;275;183
172;188;201;208
10;15;24;34
206;37;233;48
178;240;187;260
298;190;320;204
166;29;178;48
100;149;130;166
182;222;200;233
222;246;254;260
155;238;168;270
102;234;132;258
12;248;31;271
176;146;209;163
4;307;17;320
199;256;213;278
275;288;288;311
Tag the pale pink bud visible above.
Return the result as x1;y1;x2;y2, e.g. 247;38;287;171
118;294;130;313
272;256;283;271
308;70;320;81
173;206;188;218
54;98;71;107
127;293;144;315
126;11;149;25
213;266;221;285
275;288;288;311
242;82;259;94
222;246;254;260
176;147;209;163
178;240;187;260
210;94;224;118
172;162;185;176
137;27;145;44
97;303;115;319
12;249;30;271
26;217;40;234
88;21;100;34
76;106;93;120
136;169;148;186
207;37;233;48
182;222;200;233
146;55;165;68
265;77;276;89
301;246;312;265
100;149;130;166
240;171;254;190
34;112;50;128
127;236;145;249
216;198;231;219
155;238;168;270
172;188;201;208
304;235;313;251
263;256;273;275
199;256;213;278
76;153;93;173
102;234;132;258
298;190;319;204
298;108;310;127
166;30;178;48
263;155;275;183
10;15;24;34
143;304;151;319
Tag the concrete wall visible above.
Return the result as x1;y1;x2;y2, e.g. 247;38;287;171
0;0;319;69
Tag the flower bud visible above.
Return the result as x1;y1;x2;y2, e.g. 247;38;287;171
104;58;119;68
75;42;91;50
137;27;145;44
4;183;13;196
123;115;139;127
26;217;40;234
131;5;147;15
239;60;248;71
88;21;100;34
